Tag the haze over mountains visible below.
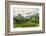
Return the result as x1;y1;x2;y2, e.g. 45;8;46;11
13;8;39;18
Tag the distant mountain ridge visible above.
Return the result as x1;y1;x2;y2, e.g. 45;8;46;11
14;12;39;19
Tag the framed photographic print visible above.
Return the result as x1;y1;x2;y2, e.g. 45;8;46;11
5;1;45;36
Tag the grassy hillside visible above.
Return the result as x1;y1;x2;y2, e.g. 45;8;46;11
13;13;39;28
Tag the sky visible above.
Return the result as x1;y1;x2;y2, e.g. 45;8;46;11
13;7;39;17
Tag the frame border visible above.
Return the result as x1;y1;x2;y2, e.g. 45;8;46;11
5;1;45;36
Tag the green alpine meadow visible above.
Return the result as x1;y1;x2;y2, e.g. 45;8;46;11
13;13;39;28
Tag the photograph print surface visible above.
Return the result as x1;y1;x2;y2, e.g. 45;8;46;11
13;5;39;28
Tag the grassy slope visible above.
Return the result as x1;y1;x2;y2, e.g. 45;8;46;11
13;13;39;28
